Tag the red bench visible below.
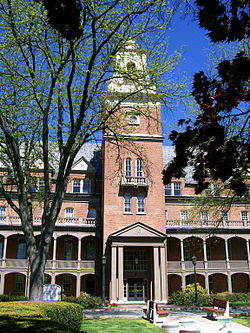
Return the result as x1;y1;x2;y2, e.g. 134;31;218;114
147;300;169;324
204;299;229;319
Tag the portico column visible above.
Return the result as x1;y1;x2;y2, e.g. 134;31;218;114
205;273;209;293
180;239;185;271
76;273;81;297
0;273;4;294
153;246;161;301
52;236;57;269
227;273;232;292
160;246;167;302
77;238;81;269
2;236;7;268
225;239;230;270
110;245;117;302
246;239;250;269
203;239;208;270
118;246;124;301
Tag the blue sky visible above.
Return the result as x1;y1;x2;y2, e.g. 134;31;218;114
162;10;211;144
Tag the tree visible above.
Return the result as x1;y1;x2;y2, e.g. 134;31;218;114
0;0;182;300
163;0;250;196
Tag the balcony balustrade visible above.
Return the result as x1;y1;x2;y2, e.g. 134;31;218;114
167;260;250;273
0;216;96;226
166;219;249;228
0;258;95;274
120;176;148;187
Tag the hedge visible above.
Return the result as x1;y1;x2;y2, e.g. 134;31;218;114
0;301;83;332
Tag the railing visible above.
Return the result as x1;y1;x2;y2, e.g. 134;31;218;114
0;216;97;226
120;176;148;187
167;260;250;273
0;258;95;273
166;219;249;228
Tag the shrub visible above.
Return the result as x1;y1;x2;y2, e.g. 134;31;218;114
0;294;28;302
41;301;83;332
75;292;101;309
168;284;213;306
62;295;78;303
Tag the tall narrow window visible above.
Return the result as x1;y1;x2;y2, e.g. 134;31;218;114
87;208;96;219
15;274;25;291
82;179;91;193
0;206;6;222
65;208;74;223
165;183;171;195
38;178;45;190
213;184;221;196
63;275;71;291
222;211;229;223
73;179;81;193
124;194;131;213
137;194;145;213
136;158;143;177
86;239;96;260
181;210;188;222
17;239;26;259
125;158;132;177
64;240;73;260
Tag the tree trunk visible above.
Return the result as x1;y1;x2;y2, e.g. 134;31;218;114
29;253;46;301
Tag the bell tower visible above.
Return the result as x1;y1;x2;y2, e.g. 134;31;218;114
102;41;167;303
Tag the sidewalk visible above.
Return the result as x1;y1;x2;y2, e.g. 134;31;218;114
83;307;250;332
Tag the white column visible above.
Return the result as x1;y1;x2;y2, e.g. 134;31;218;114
52;236;57;269
225;239;230;269
181;274;186;289
2;236;7;268
153;247;161;301
160;246;167;302
51;273;56;284
205;273;209;293
110;245;117;302
118;246;124;301
246;239;250;269
0;273;4;294
203;239;208;270
76;273;81;297
77;238;81;270
227;273;232;292
180;239;185;271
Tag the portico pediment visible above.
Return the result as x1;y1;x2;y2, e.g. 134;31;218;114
109;222;166;239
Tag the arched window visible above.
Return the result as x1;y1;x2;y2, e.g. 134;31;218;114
124;194;131;213
125;158;132;177
136;158;143;177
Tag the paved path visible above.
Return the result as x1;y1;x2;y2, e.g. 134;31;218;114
83;307;250;332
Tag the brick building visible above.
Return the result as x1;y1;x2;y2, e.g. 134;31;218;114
0;41;249;301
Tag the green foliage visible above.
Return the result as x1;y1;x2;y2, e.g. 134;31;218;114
169;284;213;306
169;287;250;307
233;316;250;328
41;301;83;332
0;294;28;302
76;292;101;309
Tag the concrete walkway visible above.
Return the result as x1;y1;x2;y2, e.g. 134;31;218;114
83;307;250;332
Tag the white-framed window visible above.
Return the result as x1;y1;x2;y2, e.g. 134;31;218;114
213;184;221;196
72;179;91;194
65;208;74;223
165;182;181;196
124;194;132;213
241;211;249;222
0;206;6;217
127;111;140;125
201;211;209;221
17;238;26;259
63;275;72;292
137;194;145;213
136;158;143;177
181;210;188;222
125;158;132;177
64;239;73;260
15;274;25;291
38;178;45;190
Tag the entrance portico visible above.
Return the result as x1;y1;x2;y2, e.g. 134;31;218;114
108;222;167;303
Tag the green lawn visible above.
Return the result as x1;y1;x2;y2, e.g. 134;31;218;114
233;316;250;328
81;318;164;333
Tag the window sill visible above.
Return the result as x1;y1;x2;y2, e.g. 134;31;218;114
123;212;133;215
137;212;147;215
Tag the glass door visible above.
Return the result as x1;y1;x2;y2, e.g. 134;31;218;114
128;278;144;301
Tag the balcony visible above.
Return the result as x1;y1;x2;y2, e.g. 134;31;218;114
0;216;97;227
120;176;148;187
0;258;95;274
166;219;249;229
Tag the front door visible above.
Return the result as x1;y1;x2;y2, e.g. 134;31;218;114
128;278;144;301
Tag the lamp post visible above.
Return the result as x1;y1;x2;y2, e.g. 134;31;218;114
101;255;107;307
191;256;198;306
